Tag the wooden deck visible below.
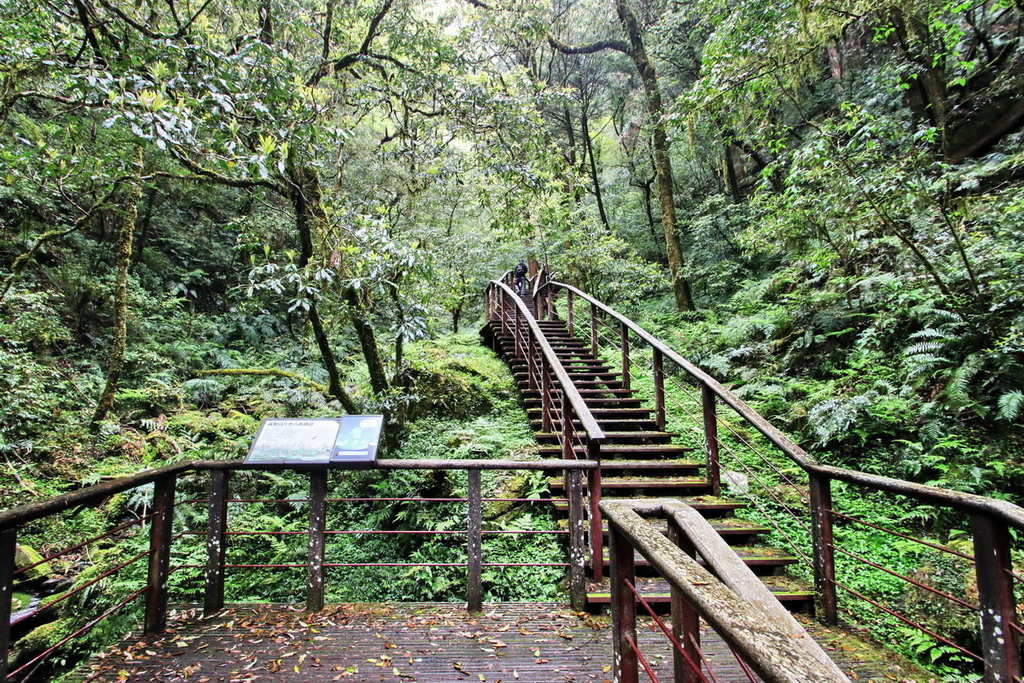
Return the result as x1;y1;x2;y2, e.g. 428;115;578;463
70;603;929;682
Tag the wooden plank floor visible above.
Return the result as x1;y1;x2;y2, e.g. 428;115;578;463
70;603;932;682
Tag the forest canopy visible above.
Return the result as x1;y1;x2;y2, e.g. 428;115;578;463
2;0;1024;502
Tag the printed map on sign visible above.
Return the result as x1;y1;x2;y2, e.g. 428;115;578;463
244;416;382;467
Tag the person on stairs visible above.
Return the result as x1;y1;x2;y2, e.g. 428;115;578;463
513;259;528;295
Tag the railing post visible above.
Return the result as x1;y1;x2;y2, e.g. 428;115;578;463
620;322;630;392
567;290;574;336
653;348;666;431
972;513;1020;683
307;470;327;612
588;439;604;583
514;305;523;359
668;522;702;683
809;472;837;626
541;356;553;433
528;331;538;392
204;469;230;616
497;290;509;339
145;473;177;634
567;468;586;611
609;524;639;683
561;395;575;460
700;383;721;496
0;528;16;680
467;469;483;613
590;303;598;359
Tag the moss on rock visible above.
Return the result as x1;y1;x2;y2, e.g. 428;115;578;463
15;544;50;583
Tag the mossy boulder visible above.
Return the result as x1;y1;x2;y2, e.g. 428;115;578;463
14;544;50;583
12;618;69;663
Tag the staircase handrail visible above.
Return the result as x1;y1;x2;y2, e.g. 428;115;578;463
487;279;605;445
603;498;851;683
546;281;1024;529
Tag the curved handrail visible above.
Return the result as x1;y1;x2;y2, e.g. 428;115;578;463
543;280;1024;530
487;279;604;445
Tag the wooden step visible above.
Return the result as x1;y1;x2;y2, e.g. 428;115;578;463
595;517;771;542
596;459;703;472
592;545;799;574
585;575;814;610
523;388;637;399
552;495;745;517
536;431;680;445
530;419;662;433
551;476;708;493
538;444;693;458
515;370;621;381
525;398;645;409
528;408;652;420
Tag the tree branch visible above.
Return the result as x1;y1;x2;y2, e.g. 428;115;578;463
547;34;631;56
169;147;286;193
0;185;122;303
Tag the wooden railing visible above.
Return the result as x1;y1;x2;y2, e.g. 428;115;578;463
535;279;1024;683
603;498;850;683
485;278;608;580
0;458;595;680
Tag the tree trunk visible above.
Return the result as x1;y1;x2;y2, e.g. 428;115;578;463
344;285;390;395
582;109;610;229
287;151;359;412
615;0;695;311
93;149;142;424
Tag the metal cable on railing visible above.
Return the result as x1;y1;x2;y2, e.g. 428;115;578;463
625;577;713;683
829;543;979;611
831;578;984;663
585;313;814;563
830;509;975;560
8;584;152;680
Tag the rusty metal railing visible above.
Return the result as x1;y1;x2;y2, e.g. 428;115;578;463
536;280;1024;683
0;458;596;681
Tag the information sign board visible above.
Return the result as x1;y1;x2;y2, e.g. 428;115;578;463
244;415;383;468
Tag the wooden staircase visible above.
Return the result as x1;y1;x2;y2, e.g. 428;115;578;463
483;292;814;611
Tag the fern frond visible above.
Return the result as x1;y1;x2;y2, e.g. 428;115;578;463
903;341;945;357
943;354;983;409
997;391;1024;421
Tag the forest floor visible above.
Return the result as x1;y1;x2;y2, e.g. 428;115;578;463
67;603;935;682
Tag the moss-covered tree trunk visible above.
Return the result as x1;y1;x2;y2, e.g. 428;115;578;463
92;149;142;425
616;0;695;312
287;152;360;413
288;151;391;403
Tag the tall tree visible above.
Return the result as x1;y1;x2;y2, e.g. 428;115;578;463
549;0;696;311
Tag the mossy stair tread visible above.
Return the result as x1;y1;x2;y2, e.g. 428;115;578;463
597;459;703;470
527;408;653;418
536;430;680;440
594;517;771;537
551;496;746;515
585;575;814;604
537;444;693;456
605;544;798;564
550;476;708;490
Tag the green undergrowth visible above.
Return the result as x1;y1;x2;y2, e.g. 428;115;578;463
15;331;568;681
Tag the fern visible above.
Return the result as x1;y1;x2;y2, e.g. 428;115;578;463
997;390;1024;421
942;353;984;410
